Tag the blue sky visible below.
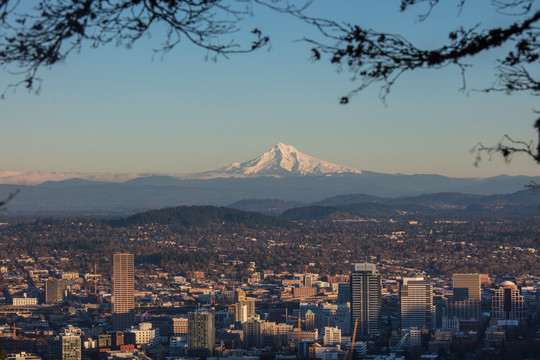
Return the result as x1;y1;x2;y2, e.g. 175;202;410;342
2;0;539;177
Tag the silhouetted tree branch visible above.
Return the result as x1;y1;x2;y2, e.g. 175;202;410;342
472;128;539;161
295;1;540;102
0;0;279;96
285;0;540;164
0;189;19;208
2;1;539;166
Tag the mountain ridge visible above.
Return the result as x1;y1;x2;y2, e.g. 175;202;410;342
199;143;362;178
1;143;538;185
1;143;539;217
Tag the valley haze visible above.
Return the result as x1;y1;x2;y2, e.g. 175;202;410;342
1;143;539;217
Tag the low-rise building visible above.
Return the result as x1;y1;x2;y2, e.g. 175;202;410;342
127;322;159;346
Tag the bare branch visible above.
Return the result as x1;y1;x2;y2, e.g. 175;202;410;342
472;122;540;166
400;0;466;22
524;180;539;189
277;1;540;165
299;8;540;104
0;0;275;94
0;189;19;208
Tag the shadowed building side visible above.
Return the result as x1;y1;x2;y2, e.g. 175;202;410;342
188;310;215;359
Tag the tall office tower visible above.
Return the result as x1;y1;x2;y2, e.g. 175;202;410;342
350;263;381;337
491;281;525;324
400;277;434;331
46;279;66;304
276;323;294;345
234;300;255;324
305;309;326;331
446;299;481;321
188;310;215;359
337;283;351;305
112;253;134;331
445;274;481;330
304;274;315;287
261;321;277;347
243;317;264;348
453;274;481;301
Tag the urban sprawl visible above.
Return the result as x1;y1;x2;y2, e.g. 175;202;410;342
0;216;538;360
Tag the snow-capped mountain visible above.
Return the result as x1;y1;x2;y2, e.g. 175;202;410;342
201;143;362;177
0;143;360;184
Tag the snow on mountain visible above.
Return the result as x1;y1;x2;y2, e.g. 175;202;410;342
1;143;361;184
0;170;146;185
201;143;362;178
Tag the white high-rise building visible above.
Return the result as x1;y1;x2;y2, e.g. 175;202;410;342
400;277;434;331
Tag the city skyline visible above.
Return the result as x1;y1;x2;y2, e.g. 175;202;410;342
0;207;537;360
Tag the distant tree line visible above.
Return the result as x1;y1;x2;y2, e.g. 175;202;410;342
107;205;293;228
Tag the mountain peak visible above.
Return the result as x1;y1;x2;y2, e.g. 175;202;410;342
203;143;362;178
273;142;296;151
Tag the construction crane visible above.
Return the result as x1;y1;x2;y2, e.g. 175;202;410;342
349;318;359;360
10;324;21;339
295;315;302;342
94;263;98;295
10;323;22;354
281;313;303;348
390;331;410;354
140;307;156;321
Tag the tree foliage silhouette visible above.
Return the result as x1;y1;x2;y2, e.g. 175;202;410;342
284;0;540;164
1;0;539;165
0;189;18;208
0;0;277;94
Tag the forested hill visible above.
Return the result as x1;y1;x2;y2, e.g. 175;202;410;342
107;205;292;228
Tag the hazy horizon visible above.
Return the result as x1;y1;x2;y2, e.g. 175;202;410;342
1;141;540;186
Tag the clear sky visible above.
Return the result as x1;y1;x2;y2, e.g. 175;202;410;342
2;0;539;178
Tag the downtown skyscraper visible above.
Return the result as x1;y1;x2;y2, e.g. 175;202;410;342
453;273;481;301
400;277;434;331
188;309;216;359
444;273;482;330
112;253;135;331
491;281;525;325
350;263;381;337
